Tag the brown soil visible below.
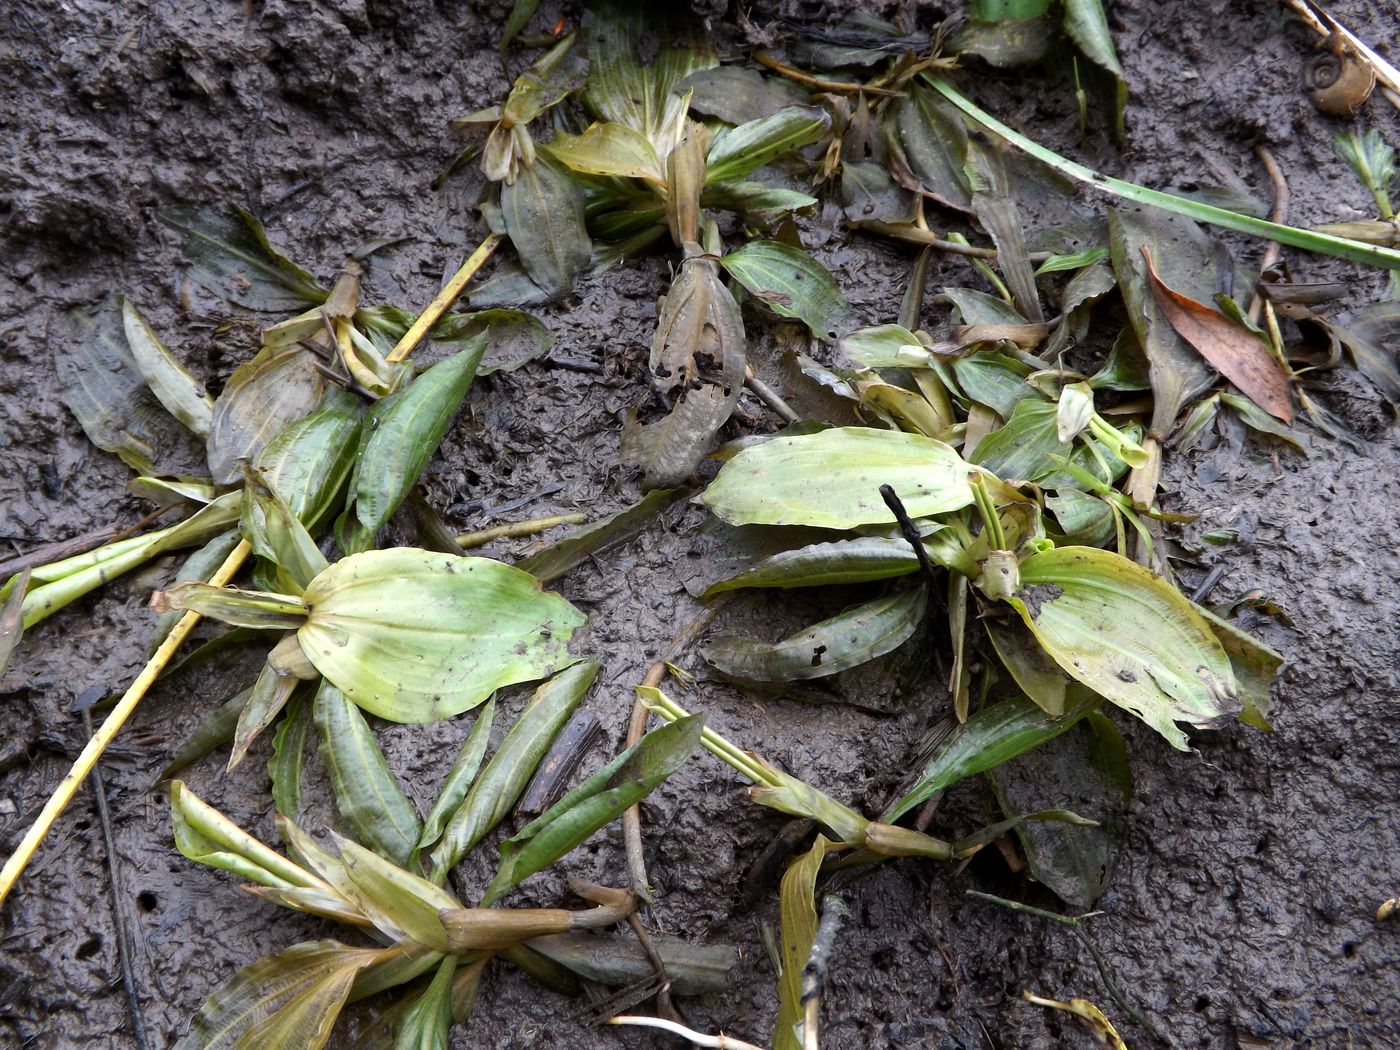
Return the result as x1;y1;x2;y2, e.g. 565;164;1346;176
2;1;1398;1048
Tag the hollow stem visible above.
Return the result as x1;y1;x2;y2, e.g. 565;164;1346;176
388;233;502;363
0;538;252;906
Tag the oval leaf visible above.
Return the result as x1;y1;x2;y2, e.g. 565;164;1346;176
121;297;214;437
207;343;326;485
720;240;857;340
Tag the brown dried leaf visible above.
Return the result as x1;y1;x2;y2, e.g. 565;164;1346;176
1141;246;1292;422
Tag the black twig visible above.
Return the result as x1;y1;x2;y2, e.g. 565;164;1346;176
800;895;851;1050
879;485;940;589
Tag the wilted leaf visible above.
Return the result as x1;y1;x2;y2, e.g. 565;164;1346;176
1021;992;1128;1050
207;342;326;485
841;160;918;225
838;324;926;368
297;549;584;723
159;689;246;781
417;697;496;858
120;297;213;437
421;309;552;376
883;689;1098;823
773;835;833;1050
1141;246;1292;422
515;489;685;584
989;711;1131;908
150;528;243;651
1197;606;1282;729
702;536;929;596
170;780;323;891
970;145;1043;323
528;931;736;994
721;240;858;341
429;661;598;875
706;106;830;184
1325;300;1400;404
680;66;809;126
1006;546;1239;749
313;680;423;865
703;427;974;529
336;836;458;951
703;586;927;682
228;659;301;771
499;157;592;301
163;207;327;313
543;122;665;184
956;5;1055;68
986;616;1072;716
482;715;703;903
890;83;973;211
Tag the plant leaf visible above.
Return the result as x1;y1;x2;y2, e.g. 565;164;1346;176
169;780;322;890
703;426;974;529
988;710;1131;908
1197;606;1282;730
721;240;858;341
882;690;1098;823
482;714;703;904
120;297;214;437
253;391;364;527
348;341;485;542
336;836;458;951
429;661;598;876
702;536;929;596
527;932;735;995
838;324;926;368
391;955;455;1050
1141;247;1292;422
705;106;830;184
985;616;1072;716
207;342;326;485
228;659;302;771
543;122;664;183
1005;546;1239;749
680;65;810;126
1062;0;1128;140
270;695;312;822
703;586;928;682
890;83;973;211
498;157;592;301
416;697;497;857
313;680;423;865
515;489;684;584
298;549;585;723
969;398;1066;481
159;689;247;781
163;207;327;312
773;835;833;1050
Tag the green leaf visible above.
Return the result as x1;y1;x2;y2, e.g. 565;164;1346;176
702;536;928;596
336;836;458;951
349;342;485;540
528;932;736;994
1035;246;1111;276
1005;546;1239;750
169;780;322;890
429;661;598;876
986;615;1073;716
703;586;928;682
989;710;1131;908
269;695;311;822
515;488;685;584
313;680;423;866
702;426;974;529
57;304;209;478
392;955;455;1050
1062;0;1128;141
159;689;247;781
297;549;585;723
254;392;364;527
499;156;592;300
969;398;1066;481
482;714;703;904
837;324;926;368
705;106;830;184
242;470;330;593
949;352;1037;417
500;0;540;48
229;659;302;771
416;697;497;856
156;582;308;631
1197;606;1282;730
700;181;819;216
721;240;858;340
890;83;973;211
543;122;664;183
150;529;243;651
882;690;1098;823
163;207;327;312
175;940;387;1050
207;342;326;486
773;836;833;1050
120;297;213;437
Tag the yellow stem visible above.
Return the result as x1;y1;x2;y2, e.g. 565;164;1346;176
454;512;587;549
0;538;252;905
387;234;502;364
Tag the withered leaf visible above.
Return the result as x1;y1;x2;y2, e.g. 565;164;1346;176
1141;246;1292;422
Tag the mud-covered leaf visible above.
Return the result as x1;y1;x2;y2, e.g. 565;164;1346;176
883;690;1098;823
970;146;1043;323
1325;300;1400;404
58;305;208;477
422;309;552;376
703;427;974;529
703;586;927;683
228;659;301;771
1063;0;1128;140
175;940;388;1050
955;4;1055;67
1198;606;1282;729
891;83;973;211
1006;546;1239;750
120;297;213;437
515;489;684;584
706;106;830;184
313;680;423;865
773;835;833;1050
989;711;1130;908
499;157;592;301
543;122;664;183
721;240;858;341
164;207;327;313
986;616;1073;716
527;932;736;994
680;65;809;126
297;549;584;723
347;341;484;542
483;715;702;903
270;695;311;822
1141;246;1292;422
702;536;929;596
841;160;918;225
207;342;326;485
158;689;246;781
253;390;363;528
430;661;598;875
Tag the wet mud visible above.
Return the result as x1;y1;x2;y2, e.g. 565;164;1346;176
1;1;1397;1047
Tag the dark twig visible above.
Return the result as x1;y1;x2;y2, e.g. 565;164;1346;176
801;895;851;1050
879;485;940;589
82;709;151;1050
966;891;1171;1047
744;366;800;424
1189;565;1226;604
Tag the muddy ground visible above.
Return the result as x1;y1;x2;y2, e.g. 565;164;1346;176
2;1;1398;1047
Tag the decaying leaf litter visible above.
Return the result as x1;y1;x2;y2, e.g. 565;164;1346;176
0;0;1394;1047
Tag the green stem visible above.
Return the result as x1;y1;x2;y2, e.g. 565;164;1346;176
1087;413;1149;468
455;513;588;549
927;77;1400;271
970;474;1006;551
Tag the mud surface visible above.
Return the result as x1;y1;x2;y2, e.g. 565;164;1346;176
2;1;1398;1047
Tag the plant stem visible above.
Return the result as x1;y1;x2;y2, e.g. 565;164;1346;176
608;1014;769;1050
387;233;502;363
927;77;1400;271
455;512;587;549
0;538;252;906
